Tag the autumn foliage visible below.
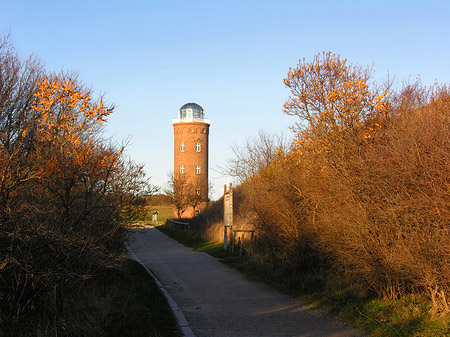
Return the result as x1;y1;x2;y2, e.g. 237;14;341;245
0;37;151;335
284;52;390;145
214;52;450;315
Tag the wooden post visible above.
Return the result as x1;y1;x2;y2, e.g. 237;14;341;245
238;236;242;256
223;183;233;250
229;182;233;230
229;183;233;250
231;230;235;252
223;184;227;250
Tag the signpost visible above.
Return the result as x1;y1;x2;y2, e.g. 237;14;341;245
223;183;233;249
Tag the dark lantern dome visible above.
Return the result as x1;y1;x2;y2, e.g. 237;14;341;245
180;102;204;111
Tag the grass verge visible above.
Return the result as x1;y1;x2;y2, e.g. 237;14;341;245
102;258;181;337
156;223;450;337
35;258;181;337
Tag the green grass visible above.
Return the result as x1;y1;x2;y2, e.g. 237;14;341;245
35;258;181;337
156;224;243;260
157;224;213;249
151;205;173;223
156;224;450;337
132;205;173;225
300;291;450;337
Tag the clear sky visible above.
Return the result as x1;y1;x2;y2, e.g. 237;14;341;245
2;0;449;199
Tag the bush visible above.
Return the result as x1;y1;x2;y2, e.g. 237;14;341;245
0;36;151;335
213;53;450;316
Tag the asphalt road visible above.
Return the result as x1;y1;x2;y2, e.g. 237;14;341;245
128;227;366;337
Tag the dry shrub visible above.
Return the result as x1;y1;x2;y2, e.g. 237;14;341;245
230;152;327;288
188;184;256;242
0;37;151;335
195;53;450;315
221;74;450;313
253;52;450;313
273;82;450;311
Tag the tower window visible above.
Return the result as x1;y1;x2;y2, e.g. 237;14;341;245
195;143;201;152
180;165;185;174
180;142;185;152
196;187;200;195
195;166;201;174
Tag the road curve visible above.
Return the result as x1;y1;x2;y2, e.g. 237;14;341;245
128;227;366;337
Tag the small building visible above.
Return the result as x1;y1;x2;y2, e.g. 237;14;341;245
152;210;159;222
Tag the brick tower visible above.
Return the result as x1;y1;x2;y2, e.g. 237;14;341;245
173;102;210;218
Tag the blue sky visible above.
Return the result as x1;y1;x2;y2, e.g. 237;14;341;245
2;0;449;199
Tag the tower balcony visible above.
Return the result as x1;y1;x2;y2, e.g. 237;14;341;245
172;116;210;124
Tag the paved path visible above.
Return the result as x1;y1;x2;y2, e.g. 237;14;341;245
128;227;366;337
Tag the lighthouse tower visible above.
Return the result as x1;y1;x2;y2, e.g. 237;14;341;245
173;102;210;218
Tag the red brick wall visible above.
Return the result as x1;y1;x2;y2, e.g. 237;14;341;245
173;121;209;218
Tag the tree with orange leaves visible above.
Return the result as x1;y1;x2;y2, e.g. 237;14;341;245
1;37;156;335
32;77;112;142
283;52;391;145
28;72;156;232
30;74;122;226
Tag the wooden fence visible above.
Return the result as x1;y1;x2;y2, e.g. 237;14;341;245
167;219;191;235
231;229;256;256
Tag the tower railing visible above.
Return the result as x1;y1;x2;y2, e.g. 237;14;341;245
172;117;210;124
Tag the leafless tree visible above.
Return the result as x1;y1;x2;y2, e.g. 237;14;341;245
188;176;210;215
220;129;288;184
0;34;43;223
165;171;192;218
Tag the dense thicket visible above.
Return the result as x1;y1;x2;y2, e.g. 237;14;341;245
0;36;151;336
211;53;450;314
